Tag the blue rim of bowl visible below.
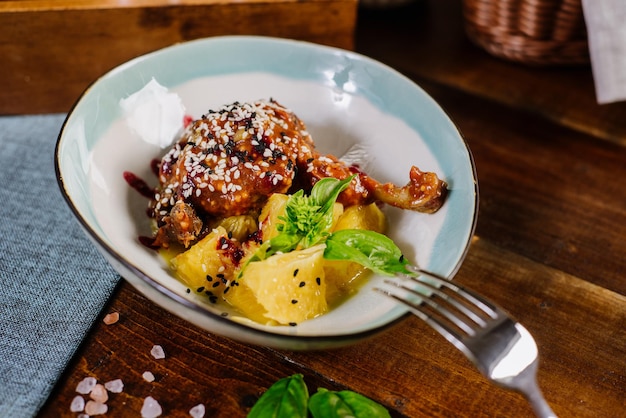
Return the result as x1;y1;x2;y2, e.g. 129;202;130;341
54;35;479;349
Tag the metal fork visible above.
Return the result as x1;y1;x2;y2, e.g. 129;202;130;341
375;265;557;418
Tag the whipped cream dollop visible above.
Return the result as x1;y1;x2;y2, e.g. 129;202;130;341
120;78;186;148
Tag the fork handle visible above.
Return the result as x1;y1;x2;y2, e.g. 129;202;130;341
524;383;558;418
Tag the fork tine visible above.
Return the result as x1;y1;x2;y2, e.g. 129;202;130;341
373;286;469;353
395;275;489;327
406;266;499;319
383;279;477;335
375;267;503;357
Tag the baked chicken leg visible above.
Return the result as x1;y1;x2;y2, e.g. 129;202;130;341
150;99;447;248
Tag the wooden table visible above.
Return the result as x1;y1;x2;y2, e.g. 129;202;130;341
39;1;625;417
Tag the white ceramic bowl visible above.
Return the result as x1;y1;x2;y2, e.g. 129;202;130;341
55;36;478;350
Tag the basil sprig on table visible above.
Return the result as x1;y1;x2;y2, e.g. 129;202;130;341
246;175;413;277
247;374;391;418
247;374;309;418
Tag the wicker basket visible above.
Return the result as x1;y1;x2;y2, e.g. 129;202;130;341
462;0;590;66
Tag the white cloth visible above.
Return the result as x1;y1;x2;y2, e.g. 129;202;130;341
582;0;626;104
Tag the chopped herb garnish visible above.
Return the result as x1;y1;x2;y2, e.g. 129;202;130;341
240;175;414;279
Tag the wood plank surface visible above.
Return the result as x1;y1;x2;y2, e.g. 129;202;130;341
0;0;357;115
37;0;626;417
39;237;625;417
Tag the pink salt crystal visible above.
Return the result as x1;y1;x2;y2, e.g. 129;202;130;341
189;403;205;418
141;396;163;418
70;395;85;412
103;312;120;325
142;371;155;382
75;377;97;394
150;344;166;359
104;378;124;393
85;400;108;416
90;383;109;403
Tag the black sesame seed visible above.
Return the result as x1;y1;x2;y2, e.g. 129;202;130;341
299;281;305;288
235;150;249;161
254;143;265;154
289;322;297;327
316;277;321;286
197;286;205;293
293;269;299;277
291;299;298;304
186;288;191;294
212;282;220;288
206;275;213;282
224;287;230;295
224;139;236;155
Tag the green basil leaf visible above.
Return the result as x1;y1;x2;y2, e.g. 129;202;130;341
247;374;309;418
245;176;355;273
308;388;391;418
310;176;353;207
324;229;412;276
267;232;303;257
308;176;353;244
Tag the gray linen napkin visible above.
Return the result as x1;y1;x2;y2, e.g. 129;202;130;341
0;114;120;417
582;0;626;104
